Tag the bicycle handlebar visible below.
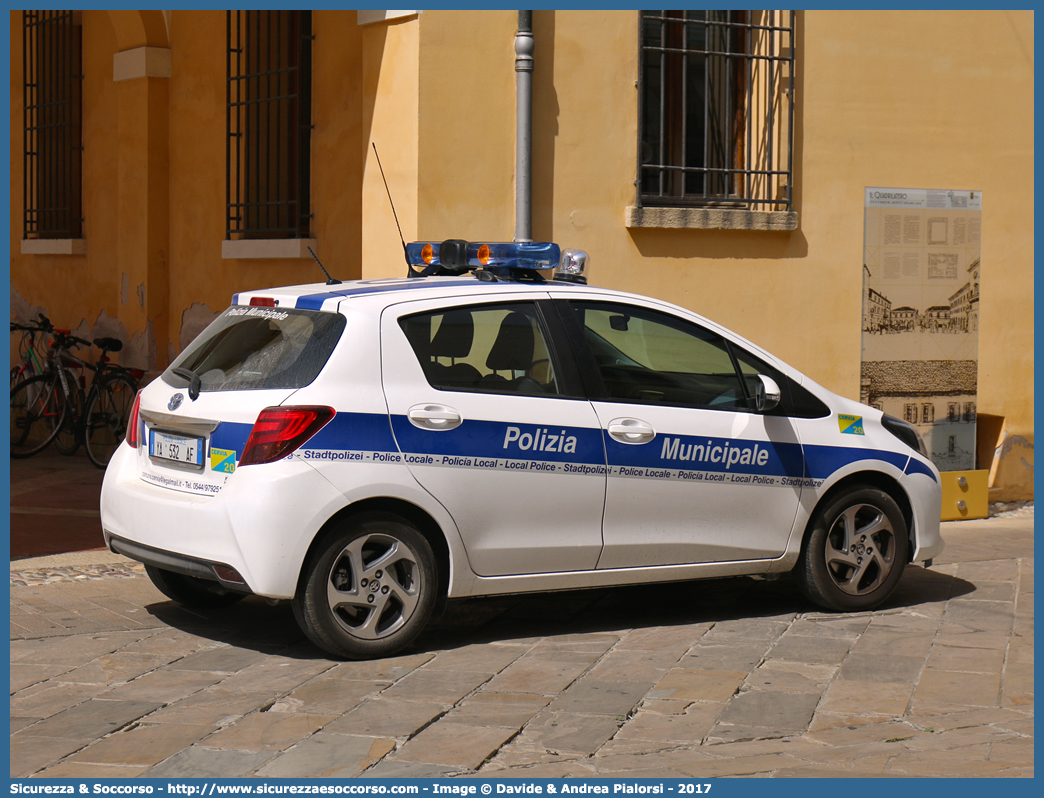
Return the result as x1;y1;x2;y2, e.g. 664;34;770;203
10;319;52;334
51;331;92;350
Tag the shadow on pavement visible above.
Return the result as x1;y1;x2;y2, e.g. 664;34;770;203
142;564;978;661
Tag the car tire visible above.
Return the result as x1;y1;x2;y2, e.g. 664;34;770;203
293;513;437;660
144;565;246;609
796;486;908;612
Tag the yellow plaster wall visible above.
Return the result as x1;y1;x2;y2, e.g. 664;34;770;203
397;9;1032;497
361;16;419;279
417;11;517;241
311;11;364;283
9;11;120;336
166;10;365;357
7;9;1032;496
166;9;228;354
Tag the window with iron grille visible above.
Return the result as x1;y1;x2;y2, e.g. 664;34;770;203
23;10;83;240
637;10;794;212
227;10;312;240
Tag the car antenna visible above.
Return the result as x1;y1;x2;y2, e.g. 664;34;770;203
307;246;341;285
372;143;417;277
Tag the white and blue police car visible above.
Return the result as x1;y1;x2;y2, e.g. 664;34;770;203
100;240;943;659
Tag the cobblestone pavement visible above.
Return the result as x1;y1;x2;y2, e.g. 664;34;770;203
10;514;1033;779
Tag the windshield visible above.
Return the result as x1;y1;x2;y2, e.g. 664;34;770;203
164;306;346;392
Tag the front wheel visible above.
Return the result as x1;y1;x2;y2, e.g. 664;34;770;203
84;374;138;469
293;513;437;659
796;486;908;612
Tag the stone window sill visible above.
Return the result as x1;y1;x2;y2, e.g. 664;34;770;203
21;239;87;255
625;206;798;231
222;239;318;260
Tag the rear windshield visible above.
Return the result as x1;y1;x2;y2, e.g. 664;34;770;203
163;306;346;392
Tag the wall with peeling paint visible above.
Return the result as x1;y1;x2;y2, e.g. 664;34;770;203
9;10;1032;500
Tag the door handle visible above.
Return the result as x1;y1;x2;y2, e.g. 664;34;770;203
407;404;462;431
607;417;655;444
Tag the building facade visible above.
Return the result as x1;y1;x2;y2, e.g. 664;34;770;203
8;10;1034;499
865;287;891;333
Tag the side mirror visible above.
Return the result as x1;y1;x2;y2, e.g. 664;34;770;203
752;374;781;412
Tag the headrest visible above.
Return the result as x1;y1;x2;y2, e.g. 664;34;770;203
485;312;534;372
430;310;474;359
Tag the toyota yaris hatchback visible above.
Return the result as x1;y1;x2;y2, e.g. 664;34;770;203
100;241;943;659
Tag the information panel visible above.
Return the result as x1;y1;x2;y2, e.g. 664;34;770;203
861;187;981;471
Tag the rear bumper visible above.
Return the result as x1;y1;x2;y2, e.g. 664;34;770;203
107;534;253;594
100;442;349;598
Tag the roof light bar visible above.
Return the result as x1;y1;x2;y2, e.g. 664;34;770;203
465;242;560;270
406;241;443;267
406;240;561;276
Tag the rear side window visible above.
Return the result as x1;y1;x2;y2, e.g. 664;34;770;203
400;302;561;396
164;306;346;392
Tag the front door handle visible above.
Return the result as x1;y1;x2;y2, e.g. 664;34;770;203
407;404;462;431
607;417;655;444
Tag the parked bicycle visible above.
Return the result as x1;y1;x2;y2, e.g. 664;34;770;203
10;316;53;384
11;315;86;455
10;322;143;467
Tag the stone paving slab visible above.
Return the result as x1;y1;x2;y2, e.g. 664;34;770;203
8;515;1034;778
256;733;395;777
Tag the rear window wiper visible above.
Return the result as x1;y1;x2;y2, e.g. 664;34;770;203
171;367;202;401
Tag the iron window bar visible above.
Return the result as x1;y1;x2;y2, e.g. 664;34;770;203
23;10;83;240
636;10;795;213
226;10;312;240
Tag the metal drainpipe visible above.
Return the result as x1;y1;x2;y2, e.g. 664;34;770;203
514;10;534;242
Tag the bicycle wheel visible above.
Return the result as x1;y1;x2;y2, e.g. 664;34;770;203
11;373;69;458
54;371;84;456
85;373;138;469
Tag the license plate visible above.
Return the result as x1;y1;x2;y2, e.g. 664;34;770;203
150;430;204;467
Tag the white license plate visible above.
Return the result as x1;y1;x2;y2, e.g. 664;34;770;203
150;430;204;467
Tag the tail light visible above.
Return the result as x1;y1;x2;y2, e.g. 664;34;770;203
126;390;143;448
240;406;335;466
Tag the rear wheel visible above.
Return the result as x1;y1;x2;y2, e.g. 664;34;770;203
293;513;437;660
796;486;908;612
85;374;137;469
11;373;68;458
144;565;245;609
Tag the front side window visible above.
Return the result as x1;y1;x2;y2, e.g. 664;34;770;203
23;10;83;240
571;301;746;409
637;10;795;211
400;303;561;397
227;10;312;239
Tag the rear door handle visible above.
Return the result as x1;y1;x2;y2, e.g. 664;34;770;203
607;417;655;444
407;404;462;431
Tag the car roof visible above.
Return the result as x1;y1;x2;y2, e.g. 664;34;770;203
233;274;598;312
230;274;795;383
